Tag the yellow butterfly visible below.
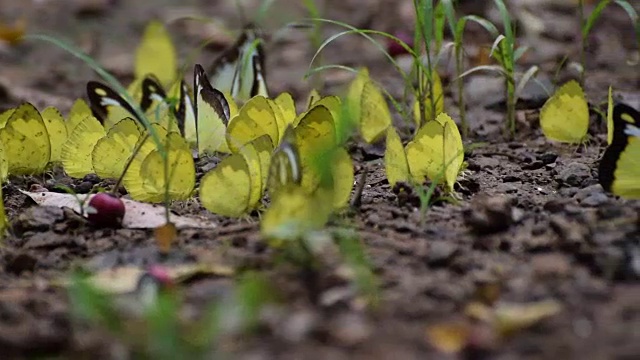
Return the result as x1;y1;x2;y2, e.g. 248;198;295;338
199;135;273;217
40;107;68;163
598;103;640;198
268;126;301;197
271;107;354;209
67;98;93;133
207;24;269;104
261;114;352;240
0;178;6;235
346;68;391;144
136;132;195;202
225;95;279;152
540;80;589;143
92;118;144;179
261;185;333;242
134;20;176;88
0;140;8;182
61;115;106;178
0;103;51;175
385;113;464;192
273;92;296;133
125;19;177;101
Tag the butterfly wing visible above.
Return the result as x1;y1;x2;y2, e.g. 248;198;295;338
208;25;268;103
175;80;197;145
199;153;252;217
384;126;410;187
41;106;68;163
61;115;106;178
540;80;589;144
87;81;141;130
0;103;51;175
599;103;640;198
194;64;231;155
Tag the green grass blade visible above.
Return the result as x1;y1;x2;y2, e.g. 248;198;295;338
458;65;509;80
493;0;514;44
460;15;500;40
513;45;529;62
305;21;418;86
514;65;539;105
583;0;612;37
489;34;506;59
442;0;458;37
614;0;640;42
434;1;446;52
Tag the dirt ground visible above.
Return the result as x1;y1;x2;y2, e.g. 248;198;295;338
0;0;639;359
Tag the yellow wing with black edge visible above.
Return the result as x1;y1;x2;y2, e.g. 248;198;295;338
598;103;640;198
175;80;197;146
207;24;268;103
194;64;231;155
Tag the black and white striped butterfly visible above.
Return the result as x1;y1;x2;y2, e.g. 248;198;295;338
207;24;268;104
599;103;640;199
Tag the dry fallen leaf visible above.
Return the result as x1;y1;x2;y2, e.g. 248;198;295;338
62;263;234;294
154;222;177;253
465;299;562;337
494;300;562;337
425;321;471;354
21;190;216;229
0;19;25;46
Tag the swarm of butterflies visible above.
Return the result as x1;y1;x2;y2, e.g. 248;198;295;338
0;21;391;239
0;20;637;240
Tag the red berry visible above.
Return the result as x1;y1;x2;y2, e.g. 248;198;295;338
387;31;413;58
86;193;125;228
147;265;173;288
